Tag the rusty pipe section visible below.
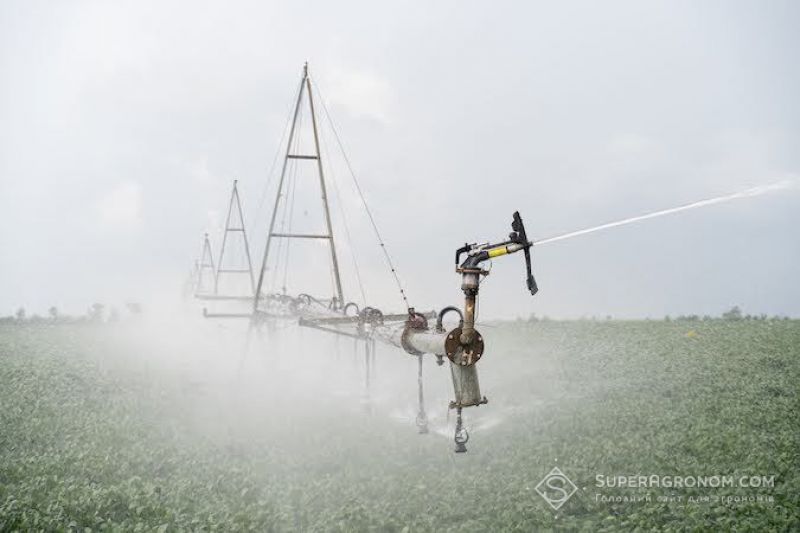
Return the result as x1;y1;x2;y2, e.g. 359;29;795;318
459;269;480;345
372;321;486;408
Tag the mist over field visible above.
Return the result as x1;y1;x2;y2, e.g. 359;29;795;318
1;1;799;531
2;314;798;530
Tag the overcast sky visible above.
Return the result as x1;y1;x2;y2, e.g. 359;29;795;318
1;0;799;319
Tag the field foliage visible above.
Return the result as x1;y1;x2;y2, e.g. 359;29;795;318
0;320;798;531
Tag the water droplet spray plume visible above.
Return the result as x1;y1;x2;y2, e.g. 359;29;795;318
534;178;799;246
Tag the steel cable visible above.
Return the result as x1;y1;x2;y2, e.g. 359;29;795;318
313;81;412;311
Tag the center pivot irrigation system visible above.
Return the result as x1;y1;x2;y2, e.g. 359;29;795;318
189;63;793;452
189;63;540;453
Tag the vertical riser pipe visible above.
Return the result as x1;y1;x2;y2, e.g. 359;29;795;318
449;363;483;407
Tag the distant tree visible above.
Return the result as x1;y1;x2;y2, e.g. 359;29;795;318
48;306;59;321
664;315;671;322
108;308;120;323
126;302;142;315
15;307;26;322
722;306;743;321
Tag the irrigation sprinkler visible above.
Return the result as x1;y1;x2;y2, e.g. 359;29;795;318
300;211;539;452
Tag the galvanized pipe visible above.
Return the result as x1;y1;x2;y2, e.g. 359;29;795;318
371;324;445;354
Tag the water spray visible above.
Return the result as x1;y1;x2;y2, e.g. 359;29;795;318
534;178;798;247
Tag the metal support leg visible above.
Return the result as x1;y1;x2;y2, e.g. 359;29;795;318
415;354;428;434
361;339;372;413
370;337;377;382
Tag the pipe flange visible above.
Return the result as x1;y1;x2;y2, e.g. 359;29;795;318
444;327;484;365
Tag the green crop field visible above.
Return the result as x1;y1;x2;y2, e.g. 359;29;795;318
1;319;798;532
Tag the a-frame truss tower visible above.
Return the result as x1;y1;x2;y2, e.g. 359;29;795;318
215;179;255;295
252;63;345;313
195;233;216;295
